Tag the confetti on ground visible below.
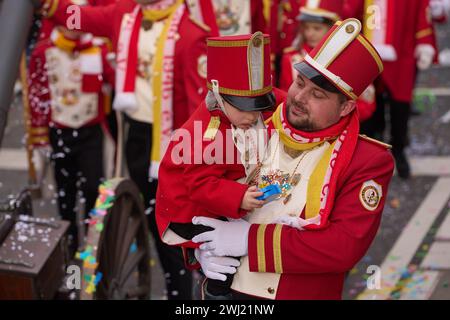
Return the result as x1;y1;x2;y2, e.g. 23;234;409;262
349;267;358;275
95;223;104;232
421;242;450;269
390;198;401;209
398;271;441;300
79;181;116;298
413;90;437;113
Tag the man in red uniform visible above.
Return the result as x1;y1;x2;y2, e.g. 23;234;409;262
191;18;395;300
39;0;213;300
344;0;437;178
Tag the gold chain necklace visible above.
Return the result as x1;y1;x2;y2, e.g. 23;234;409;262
243;130;263;186
257;137;318;205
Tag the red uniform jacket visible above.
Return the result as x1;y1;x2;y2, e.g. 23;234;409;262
211;0;268;35
279;44;311;91
270;0;304;56
251;0;270;34
345;0;437;103
156;103;249;248
28;36;114;146
246;137;394;299
36;0;117;42
279;45;376;122
47;0;211;129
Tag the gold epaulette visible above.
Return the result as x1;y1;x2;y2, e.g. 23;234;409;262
203;116;221;140
30;127;49;135
189;15;211;33
283;46;297;54
359;134;392;149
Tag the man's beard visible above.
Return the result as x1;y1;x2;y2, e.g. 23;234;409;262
286;99;316;132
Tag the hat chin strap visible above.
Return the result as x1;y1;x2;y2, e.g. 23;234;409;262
211;80;230;117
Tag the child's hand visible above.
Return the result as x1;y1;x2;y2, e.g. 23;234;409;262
241;186;265;211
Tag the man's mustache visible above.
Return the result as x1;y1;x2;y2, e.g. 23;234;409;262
288;101;309;115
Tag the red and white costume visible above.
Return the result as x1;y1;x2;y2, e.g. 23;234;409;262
41;0;212;175
28;28;114;144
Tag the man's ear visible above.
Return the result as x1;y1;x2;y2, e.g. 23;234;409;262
340;99;357;118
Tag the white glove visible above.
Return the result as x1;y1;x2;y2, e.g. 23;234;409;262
415;44;436;70
271;215;304;230
439;48;450;66
270;213;322;230
112;93;139;112
430;0;450;19
194;249;240;281
192;217;250;257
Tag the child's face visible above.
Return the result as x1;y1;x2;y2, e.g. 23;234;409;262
301;21;331;48
223;100;260;130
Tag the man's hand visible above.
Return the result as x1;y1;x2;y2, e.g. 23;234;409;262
415;44;436;70
192;217;250;257
194;249;240;281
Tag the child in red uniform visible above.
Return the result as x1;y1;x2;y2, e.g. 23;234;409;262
156;32;281;299
279;0;341;91
279;0;376;121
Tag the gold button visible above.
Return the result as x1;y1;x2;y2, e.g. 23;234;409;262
267;287;275;294
346;25;355;34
